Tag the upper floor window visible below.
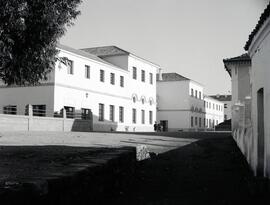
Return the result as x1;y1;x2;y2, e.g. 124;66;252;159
133;67;137;79
195;90;198;98
149;73;153;84
142;98;145;104
110;73;115;85
120;76;124;87
133;96;136;103
199;91;201;99
100;69;105;82
191;89;194;97
67;59;74;75
141;70;145;82
224;104;227;108
85;65;90;79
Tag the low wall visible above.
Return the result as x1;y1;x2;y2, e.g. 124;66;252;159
0;114;93;132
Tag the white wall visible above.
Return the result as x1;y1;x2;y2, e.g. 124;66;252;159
204;96;224;128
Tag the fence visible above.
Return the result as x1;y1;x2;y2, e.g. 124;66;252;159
0;105;93;132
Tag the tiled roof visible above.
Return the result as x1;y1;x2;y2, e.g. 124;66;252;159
244;2;270;50
223;53;251;63
157;73;190;82
209;95;232;102
80;46;129;57
57;44;119;68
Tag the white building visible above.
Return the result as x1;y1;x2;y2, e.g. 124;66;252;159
0;44;159;132
156;72;224;131
209;95;232;121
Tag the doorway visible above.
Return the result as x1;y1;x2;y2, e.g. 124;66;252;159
257;88;265;177
160;120;168;132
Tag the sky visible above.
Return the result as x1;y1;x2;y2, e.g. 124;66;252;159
60;0;270;95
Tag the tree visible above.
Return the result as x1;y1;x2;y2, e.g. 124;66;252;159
0;0;82;85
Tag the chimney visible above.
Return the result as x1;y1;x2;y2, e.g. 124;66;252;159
158;68;163;81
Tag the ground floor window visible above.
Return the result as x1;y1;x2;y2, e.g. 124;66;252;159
132;108;136;124
149;111;153;124
119;106;124;123
33;105;46;117
199;117;201;127
141;110;145;124
64;106;75;118
81;108;91;120
195;117;198;126
109;105;115;122
3;105;17;115
98;104;104;121
191;116;193;127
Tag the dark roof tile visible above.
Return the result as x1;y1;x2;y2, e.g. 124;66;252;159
157;73;190;82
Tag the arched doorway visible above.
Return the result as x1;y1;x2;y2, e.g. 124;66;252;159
257;88;265;176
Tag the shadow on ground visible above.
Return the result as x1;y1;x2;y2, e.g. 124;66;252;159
115;135;269;205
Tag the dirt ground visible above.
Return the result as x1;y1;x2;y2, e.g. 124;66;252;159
115;135;269;205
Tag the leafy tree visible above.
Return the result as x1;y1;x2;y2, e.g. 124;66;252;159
0;0;82;85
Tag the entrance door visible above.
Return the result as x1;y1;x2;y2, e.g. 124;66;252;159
160;120;168;132
257;88;265;177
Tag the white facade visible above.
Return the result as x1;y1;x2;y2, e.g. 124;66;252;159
204;96;224;129
157;73;224;131
0;44;159;132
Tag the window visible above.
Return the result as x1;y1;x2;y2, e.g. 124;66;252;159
199;117;201;127
120;76;124;87
109;105;115;122
110;73;115;85
195;117;198;126
3;105;17;115
98;103;104;121
100;69;105;82
64;106;75;119
206;118;208;127
216;104;218;110
133;67;137;79
141;70;145;82
119;106;124;123
216;120;218;125
133;96;136;103
195;90;198;98
191;116;193;127
203;118;205;127
209;119;211;127
224;104;227;108
33;105;46;117
142;98;145;104
132;108;136;123
149;73;153;84
85;65;90;79
209;102;211;109
149;111;153;124
199;91;201;99
149;100;153;106
191;89;194;96
206;102;208;108
141;110;145;124
67;59;74;75
81;108;91;120
212;103;214;109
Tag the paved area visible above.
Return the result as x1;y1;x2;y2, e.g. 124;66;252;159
0;131;200;154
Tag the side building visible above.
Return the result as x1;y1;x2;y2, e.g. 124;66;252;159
0;44;159;132
156;72;224;131
209;95;232;121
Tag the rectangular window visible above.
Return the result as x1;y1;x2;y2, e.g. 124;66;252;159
149;111;153;124
81;108;91;120
216;104;218;110
191;89;194;96
141;110;145;124
195;117;198;126
119;106;124;123
149;73;153;84
206;102;208;108
206;118;208;127
141;70;145;82
195;90;198;98
203;118;205;127
98;103;104;121
224;104;227;108
64;106;75;119
213;103;214;109
120;76;124;87
216;120;218;125
133;67;137;79
3;105;17;115
67;60;74;75
191;116;193;127
100;69;105;82
110;73;115;85
85;65;90;79
109;105;115;122
199;117;201;127
33;105;46;117
199;91;201;99
209;103;211;109
132;108;136;124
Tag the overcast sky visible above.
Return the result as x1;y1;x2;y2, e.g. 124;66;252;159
60;0;269;95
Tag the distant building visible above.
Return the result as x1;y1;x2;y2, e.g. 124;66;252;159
156;72;224;131
224;2;270;178
210;95;232;120
0;44;159;132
